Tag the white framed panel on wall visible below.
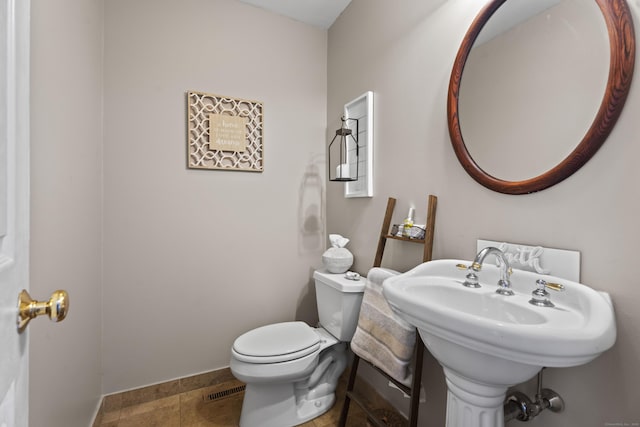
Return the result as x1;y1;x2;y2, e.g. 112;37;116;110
343;91;373;198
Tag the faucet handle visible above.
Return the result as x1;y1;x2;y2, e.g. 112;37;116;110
529;279;564;307
456;263;482;288
543;281;565;292
463;268;481;288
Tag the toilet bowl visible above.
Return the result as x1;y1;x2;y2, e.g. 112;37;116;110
230;270;366;427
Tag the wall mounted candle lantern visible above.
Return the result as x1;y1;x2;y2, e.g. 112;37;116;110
328;117;359;182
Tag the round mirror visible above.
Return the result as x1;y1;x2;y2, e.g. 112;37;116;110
447;0;635;194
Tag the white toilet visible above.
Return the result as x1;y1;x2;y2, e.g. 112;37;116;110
230;270;365;427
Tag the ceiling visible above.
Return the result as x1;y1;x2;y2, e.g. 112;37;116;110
237;0;352;29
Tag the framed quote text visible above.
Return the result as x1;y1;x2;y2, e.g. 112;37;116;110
187;91;263;172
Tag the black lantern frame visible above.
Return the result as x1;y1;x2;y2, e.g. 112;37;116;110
328;117;359;182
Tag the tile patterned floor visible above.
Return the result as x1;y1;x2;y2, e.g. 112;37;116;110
96;371;400;427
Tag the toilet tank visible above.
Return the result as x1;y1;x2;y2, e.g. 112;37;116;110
313;270;366;341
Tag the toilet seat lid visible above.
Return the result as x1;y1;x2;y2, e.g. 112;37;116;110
232;321;320;363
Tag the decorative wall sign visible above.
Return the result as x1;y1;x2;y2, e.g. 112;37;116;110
476;239;580;282
187;91;263;171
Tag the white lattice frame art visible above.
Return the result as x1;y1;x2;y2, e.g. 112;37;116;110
187;91;264;171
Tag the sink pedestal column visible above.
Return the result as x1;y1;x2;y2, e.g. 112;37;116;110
444;368;507;427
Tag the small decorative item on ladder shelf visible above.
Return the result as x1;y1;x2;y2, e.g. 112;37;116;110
391;223;426;240
402;208;415;237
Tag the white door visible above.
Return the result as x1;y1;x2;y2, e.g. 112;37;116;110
0;0;30;425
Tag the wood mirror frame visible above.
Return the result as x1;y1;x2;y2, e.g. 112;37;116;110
447;0;635;194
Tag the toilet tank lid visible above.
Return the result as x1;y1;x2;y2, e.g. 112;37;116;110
313;270;366;293
233;321;320;359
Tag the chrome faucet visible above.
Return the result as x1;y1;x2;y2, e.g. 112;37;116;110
463;247;514;296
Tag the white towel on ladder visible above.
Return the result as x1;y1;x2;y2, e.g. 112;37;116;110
350;268;416;387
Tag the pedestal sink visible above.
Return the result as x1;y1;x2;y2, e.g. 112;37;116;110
382;259;616;427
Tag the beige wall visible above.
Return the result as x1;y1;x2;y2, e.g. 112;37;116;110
30;0;104;426
27;0;640;424
102;0;327;393
328;0;640;425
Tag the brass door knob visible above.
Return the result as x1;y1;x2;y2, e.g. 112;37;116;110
17;289;69;332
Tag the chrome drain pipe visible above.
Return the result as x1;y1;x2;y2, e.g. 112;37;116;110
504;368;565;422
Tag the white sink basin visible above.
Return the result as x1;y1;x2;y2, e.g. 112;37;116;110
382;259;616;427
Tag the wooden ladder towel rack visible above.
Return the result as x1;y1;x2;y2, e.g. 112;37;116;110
338;195;437;427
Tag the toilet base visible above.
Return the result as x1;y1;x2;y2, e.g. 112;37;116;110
237;342;348;427
239;382;335;427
